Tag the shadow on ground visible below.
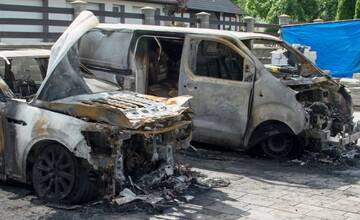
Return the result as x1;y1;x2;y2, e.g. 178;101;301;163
0;168;249;220
181;142;360;192
1;142;359;219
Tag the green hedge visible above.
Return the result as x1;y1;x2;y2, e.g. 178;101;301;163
336;0;356;20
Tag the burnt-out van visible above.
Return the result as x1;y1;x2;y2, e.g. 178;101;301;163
77;12;359;159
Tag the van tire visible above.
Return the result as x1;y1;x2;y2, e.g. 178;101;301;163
32;144;98;204
261;134;298;159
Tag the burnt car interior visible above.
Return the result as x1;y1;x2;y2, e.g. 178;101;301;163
134;36;247;98
195;41;244;81
0;57;48;99
134;36;184;97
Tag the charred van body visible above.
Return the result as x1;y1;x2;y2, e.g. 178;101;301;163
75;12;360;159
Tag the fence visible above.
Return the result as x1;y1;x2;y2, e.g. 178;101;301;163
0;1;282;43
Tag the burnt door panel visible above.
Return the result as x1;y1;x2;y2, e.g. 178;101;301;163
179;35;255;148
0;105;6;178
3;100;27;180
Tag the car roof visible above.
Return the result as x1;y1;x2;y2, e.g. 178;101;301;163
96;23;281;41
0;49;50;60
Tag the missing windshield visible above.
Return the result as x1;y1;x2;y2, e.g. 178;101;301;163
36;44;121;102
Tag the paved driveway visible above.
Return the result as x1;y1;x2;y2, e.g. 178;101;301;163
0;147;359;220
1;116;360;219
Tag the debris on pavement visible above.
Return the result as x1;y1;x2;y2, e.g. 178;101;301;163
105;163;230;214
196;177;231;188
287;144;360;168
26;162;229;215
289;159;306;166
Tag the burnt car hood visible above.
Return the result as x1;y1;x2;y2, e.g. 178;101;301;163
34;11;99;102
34;91;191;129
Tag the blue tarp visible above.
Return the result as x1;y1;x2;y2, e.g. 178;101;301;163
281;20;360;78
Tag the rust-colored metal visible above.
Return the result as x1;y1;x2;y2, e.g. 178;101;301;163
40;102;133;128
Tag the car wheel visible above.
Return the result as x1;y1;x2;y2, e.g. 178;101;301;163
261;134;295;159
32;144;97;204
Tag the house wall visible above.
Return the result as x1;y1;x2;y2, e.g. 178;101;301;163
0;0;43;42
221;13;242;31
102;0;190;27
0;0;239;43
189;10;241;31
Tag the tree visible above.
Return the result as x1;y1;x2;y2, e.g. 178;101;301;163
319;0;338;20
232;0;247;9
244;0;319;22
245;0;274;20
355;0;360;18
232;0;338;22
336;0;356;20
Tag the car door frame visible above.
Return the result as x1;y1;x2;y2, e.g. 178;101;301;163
179;34;260;147
0;60;14;179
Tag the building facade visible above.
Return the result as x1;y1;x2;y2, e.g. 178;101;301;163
0;0;244;42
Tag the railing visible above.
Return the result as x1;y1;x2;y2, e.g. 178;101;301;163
0;4;73;41
91;10;144;20
156;15;199;24
0;2;281;43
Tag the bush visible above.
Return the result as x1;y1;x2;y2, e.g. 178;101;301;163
336;0;356;20
355;0;360;18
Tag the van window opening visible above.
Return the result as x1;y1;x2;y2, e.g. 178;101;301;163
192;40;245;81
134;35;185;98
243;39;320;78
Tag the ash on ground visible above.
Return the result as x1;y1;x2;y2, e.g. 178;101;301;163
182;142;360;169
287;144;360;169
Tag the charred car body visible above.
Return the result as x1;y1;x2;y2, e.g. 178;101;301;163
76;13;359;158
0;12;192;204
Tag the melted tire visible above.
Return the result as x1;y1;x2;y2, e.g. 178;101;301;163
32;144;98;204
261;134;299;160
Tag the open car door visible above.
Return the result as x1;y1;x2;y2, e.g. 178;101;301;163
179;34;257;148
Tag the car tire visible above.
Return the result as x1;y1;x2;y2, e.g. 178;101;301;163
32;144;98;204
261;134;298;159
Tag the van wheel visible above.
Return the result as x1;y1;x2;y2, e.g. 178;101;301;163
32;144;97;204
261;134;295;159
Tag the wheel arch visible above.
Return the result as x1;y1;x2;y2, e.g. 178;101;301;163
24;139;68;183
246;120;295;150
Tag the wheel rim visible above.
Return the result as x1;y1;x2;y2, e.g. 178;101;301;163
263;134;294;158
33;146;76;201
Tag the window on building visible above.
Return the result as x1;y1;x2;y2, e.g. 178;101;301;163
222;13;237;31
192;40;245;81
113;5;125;23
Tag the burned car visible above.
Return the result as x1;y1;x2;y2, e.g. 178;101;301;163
76;12;359;159
0;12;192;204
